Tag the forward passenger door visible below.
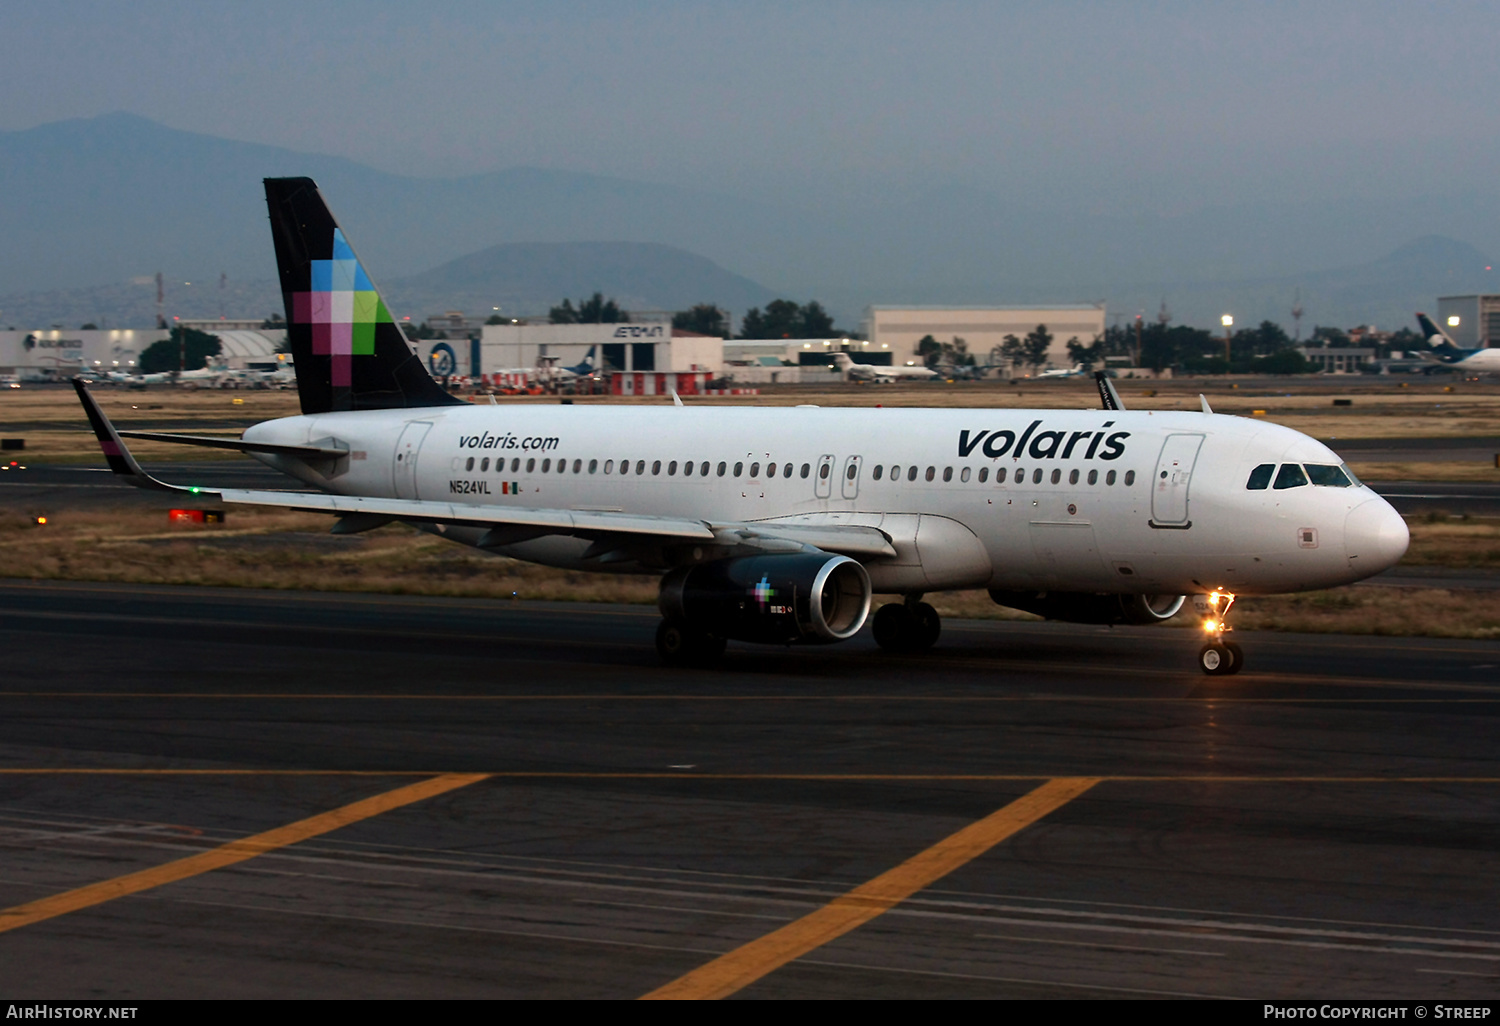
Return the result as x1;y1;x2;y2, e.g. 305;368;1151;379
1151;433;1204;526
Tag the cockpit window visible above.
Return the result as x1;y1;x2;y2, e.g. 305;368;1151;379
1304;463;1353;487
1273;463;1309;489
1341;463;1362;487
1246;463;1275;490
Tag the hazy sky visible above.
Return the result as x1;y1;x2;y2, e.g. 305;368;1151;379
3;1;1496;215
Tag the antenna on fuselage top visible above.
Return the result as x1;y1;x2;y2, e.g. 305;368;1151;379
1199;394;1213;414
1095;370;1124;411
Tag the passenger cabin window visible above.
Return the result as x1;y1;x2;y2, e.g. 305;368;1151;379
589;459;598;474
847;464;857;481
1068;469;1078;484
800;464;810;478
667;461;678;476
783;463;792;478
1050;469;1061;484
636;460;646;475
889;465;900;479
1106;470;1116;485
873;465;883;481
1032;468;1043;484
734;462;743;477
1274;464;1309;489
1088;469;1098;484
925;467;935;482
717;462;727;477
977;468;987;483
996;468;1007;483
942;467;952;482
682;460;692;477
481;457;490;471
652;460;662;476
511;458;520;473
749;462;760;477
572;459;581;473
819;463;830;480
961;467;971;483
766;462;776;478
1124;470;1135;486
1246;463;1275;490
702;462;711;477
541;459;551;473
1305;464;1353;487
605;460;613;474
465;457;474;471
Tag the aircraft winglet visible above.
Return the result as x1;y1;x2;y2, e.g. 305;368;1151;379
1095;370;1125;411
72;378;191;493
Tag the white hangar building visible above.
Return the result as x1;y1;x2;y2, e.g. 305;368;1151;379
423;322;723;378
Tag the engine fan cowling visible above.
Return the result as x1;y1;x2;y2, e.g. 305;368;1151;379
661;553;872;644
988;590;1186;625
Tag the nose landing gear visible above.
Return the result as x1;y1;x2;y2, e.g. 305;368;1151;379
1197;590;1243;675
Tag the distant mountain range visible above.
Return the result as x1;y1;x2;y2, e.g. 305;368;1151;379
0;241;778;331
1;112;1496;331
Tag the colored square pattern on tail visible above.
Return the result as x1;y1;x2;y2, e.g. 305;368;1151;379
293;228;392;386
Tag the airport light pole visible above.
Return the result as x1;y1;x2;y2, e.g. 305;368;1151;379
1221;314;1234;374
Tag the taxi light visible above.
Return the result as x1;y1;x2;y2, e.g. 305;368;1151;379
32;515;47;526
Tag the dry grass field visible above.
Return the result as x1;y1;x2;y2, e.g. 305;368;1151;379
2;377;1497;638
2;504;1498;638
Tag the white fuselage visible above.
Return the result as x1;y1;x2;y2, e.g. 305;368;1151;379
245;404;1408;596
1453;348;1500;372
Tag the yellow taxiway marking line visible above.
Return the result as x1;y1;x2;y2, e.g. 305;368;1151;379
639;777;1099;1000
0;772;487;935
0;769;1499;783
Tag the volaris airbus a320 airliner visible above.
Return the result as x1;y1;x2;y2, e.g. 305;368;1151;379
75;178;1410;675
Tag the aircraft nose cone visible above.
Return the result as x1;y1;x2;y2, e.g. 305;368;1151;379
1345;498;1409;575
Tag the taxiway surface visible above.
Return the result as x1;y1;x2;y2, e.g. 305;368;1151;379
0;581;1497;998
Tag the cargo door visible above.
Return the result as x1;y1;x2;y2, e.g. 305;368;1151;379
1151;433;1204;526
393;421;433;500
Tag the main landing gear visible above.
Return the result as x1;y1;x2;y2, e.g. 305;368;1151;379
1197;590;1243;676
872;596;941;653
655;616;727;666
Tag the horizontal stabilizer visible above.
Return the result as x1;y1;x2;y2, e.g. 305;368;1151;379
117;431;349;460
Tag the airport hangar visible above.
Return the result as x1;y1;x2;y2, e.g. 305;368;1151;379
860;304;1108;370
0;325;287;380
423;305;1110;379
423;321;724;379
1436;294;1500;349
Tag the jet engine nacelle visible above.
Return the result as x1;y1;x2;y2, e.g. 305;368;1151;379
661;553;872;644
988;590;1186;625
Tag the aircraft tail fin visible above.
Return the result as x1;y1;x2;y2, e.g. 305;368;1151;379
264;178;463;414
1416;312;1463;360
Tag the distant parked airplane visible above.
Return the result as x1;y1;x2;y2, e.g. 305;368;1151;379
1415;313;1500;373
832;352;938;382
